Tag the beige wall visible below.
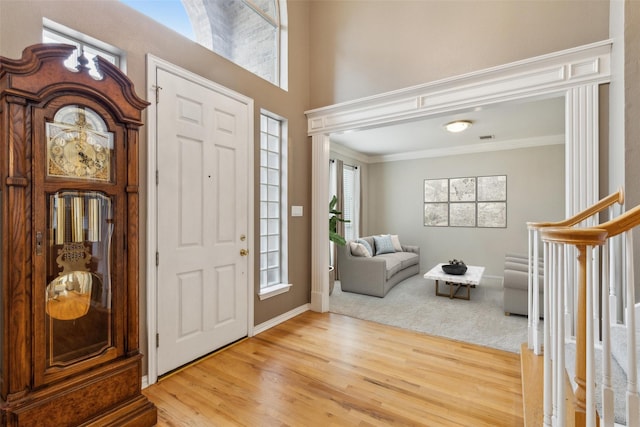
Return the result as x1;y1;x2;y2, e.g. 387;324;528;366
309;0;610;107
0;0;312;373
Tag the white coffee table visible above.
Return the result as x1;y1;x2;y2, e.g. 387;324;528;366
423;263;485;300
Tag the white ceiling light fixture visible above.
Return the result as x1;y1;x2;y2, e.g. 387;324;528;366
444;120;473;133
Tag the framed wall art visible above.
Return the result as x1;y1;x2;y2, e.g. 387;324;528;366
423;175;507;228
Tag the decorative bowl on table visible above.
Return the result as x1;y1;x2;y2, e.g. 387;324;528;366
442;260;467;275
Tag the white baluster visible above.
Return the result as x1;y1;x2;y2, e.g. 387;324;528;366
625;231;639;427
533;229;542;354
586;245;596;427
528;228;533;350
544;240;553;426
556;243;566;426
601;238;614;426
566;245;576;342
564;244;573;342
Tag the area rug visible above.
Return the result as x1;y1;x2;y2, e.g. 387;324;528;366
330;274;529;353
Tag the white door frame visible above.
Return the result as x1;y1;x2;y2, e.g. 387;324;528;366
305;40;614;313
145;54;255;385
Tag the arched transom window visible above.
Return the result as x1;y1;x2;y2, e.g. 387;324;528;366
121;0;287;88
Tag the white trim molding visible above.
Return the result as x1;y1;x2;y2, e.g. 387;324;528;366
305;40;612;313
253;304;310;335
306;40;611;136
311;134;331;312
330;140;372;164
258;283;293;300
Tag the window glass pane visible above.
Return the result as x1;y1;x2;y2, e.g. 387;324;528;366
83;45;117;65
269;135;280;153
232;6;278;84
268;117;280;136
267;269;279;285
267;169;279;186
251;0;277;19
268;219;279;235
43;28;120;79
268;185;279;202
268;202;279;218
268;235;279;251
267;252;279;268
268;135;279;152
268;151;279;168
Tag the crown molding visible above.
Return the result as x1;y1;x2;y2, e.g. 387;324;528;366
329;141;371;164
366;134;565;163
306;40;611;137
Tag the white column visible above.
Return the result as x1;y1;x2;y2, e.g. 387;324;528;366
565;84;599;219
311;134;331;312
564;84;600;339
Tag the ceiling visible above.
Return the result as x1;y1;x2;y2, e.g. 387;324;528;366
329;96;566;160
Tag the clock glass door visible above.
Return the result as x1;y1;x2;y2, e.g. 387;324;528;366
45;191;114;367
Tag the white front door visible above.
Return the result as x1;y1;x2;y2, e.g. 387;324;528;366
155;67;250;375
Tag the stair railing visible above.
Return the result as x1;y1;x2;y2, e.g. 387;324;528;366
527;189;625;355
539;201;640;427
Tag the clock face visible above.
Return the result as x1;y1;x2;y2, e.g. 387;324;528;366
47;105;113;181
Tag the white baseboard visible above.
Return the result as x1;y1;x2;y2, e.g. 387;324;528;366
253;303;310;335
142;375;149;389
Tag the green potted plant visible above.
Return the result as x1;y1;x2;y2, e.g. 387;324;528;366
330;195;348;246
329;195;349;294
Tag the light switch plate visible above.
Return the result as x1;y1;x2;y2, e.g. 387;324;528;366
291;206;303;217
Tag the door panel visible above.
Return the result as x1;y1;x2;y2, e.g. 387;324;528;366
156;68;248;375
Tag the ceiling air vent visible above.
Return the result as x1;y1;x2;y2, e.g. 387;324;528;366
479;135;495;140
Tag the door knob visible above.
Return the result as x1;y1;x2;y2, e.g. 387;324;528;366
240;249;249;256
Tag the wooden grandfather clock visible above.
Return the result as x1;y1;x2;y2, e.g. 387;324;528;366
0;44;156;426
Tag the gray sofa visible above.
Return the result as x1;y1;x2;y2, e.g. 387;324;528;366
503;253;544;317
337;235;420;297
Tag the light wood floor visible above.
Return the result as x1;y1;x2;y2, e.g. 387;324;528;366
143;311;524;426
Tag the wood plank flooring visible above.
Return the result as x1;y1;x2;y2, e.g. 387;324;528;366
143;311;524;426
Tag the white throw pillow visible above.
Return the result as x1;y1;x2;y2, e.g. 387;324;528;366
350;241;372;257
390;234;402;252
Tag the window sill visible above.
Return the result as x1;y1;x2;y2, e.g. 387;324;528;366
258;283;292;301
